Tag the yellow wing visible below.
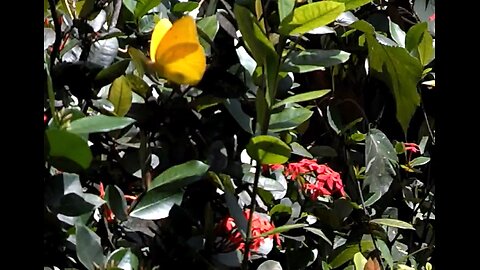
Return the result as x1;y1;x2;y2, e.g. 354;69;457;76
150;18;173;62
154;16;206;85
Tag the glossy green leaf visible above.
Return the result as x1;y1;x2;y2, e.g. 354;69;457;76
105;185;128;222
331;0;372;11
258;223;307;238
375;239;394;270
125;74;150;98
148;160;209;191
270;204;292;216
234;4;277;66
134;0;161;19
329;240;375;268
269;107;313;132
365;34;423;133
45;129;92;172
278;0;295;23
364;129;398;204
304;227;332;246
172;2;198;13
109;76;133;117
405;22;427;53
95;59;130;88
389;19;406;47
258;260;283;270
79;0;96;20
76;224;106;270
273;90;331;109
68;115;136;134
224;99;253;134
290;142;313;158
282;50;350;73
123;0;136;14
128;47;150;77
129;189;184;220
107;248;139;270
197;15;219;52
279;1;345;35
225;189;248;238
353;252;368;270
57;193;105;216
350;20;375;34
246;135;291;165
409;156;430;167
417;29;434;66
370;218;415;230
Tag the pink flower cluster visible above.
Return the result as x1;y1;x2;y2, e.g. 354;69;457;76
269;159;346;199
215;210;280;254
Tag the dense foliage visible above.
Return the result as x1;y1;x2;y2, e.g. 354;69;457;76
44;0;436;269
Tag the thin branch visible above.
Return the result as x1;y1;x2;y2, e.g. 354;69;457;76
48;0;63;68
109;0;122;30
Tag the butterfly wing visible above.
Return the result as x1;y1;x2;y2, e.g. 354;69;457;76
154;16;206;85
150;18;173;62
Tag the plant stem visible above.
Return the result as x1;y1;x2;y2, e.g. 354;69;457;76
48;0;62;69
241;161;262;270
139;129;151;191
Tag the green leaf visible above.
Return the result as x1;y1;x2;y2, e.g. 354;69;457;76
370;218;415;230
95;59;130;88
234;4;277;66
279;1;345;35
329;240;375;268
269;204;292;216
225;189;248;238
365;34;423;133
148;160;209;191
125;74;150;98
269;107;313;132
409;156;430;167
363;129;398;204
417;29;433;66
224;99;253;134
109;76;133;117
129;190;184;220
278;0;295;23
57;193;104;216
290;142;313;158
350;20;375;34
105;185;128;222
76;224;106;270
246;135;291;164
68;115;136;134
107;248;139;270
134;0;161;19
375;239;394;270
79;0;96;20
389;19;406;48
274;90;331;109
353;252;368;270
281;49;350;73
45;129;92;172
405;22;427;54
197;15;219;52
172;2;198;13
128;47;150;78
331;0;371;11
123;0;137;14
304;227;332;246
258;260;283;270
258;223;308;238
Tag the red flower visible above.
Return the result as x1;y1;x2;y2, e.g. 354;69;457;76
215;210;280;255
44;114;48;124
404;143;420;153
303;164;346;199
428;13;435;21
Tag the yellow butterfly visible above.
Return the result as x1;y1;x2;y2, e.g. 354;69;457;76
149;16;206;85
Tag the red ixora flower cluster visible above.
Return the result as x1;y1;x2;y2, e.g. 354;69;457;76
269;159;346;199
215;209;280;255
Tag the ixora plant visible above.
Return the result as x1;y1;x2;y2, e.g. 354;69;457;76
44;0;435;269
